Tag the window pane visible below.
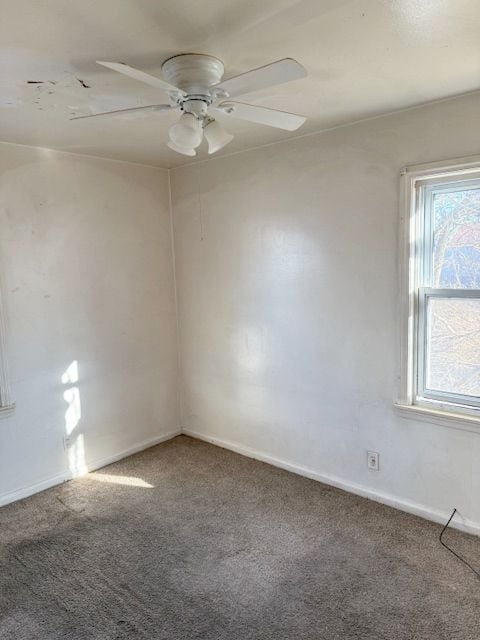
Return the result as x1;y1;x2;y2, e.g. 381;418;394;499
432;188;480;288
426;297;480;397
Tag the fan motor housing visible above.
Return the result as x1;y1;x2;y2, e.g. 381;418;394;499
162;54;224;96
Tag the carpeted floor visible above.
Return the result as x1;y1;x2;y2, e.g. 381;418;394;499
0;436;479;639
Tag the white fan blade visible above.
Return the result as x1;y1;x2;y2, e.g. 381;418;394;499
213;58;306;99
70;104;175;120
97;61;185;95
214;102;306;131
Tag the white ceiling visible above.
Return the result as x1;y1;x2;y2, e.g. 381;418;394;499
1;0;480;168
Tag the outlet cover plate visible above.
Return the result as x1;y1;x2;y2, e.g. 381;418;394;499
367;450;379;471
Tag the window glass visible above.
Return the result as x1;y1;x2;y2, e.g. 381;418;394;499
425;296;480;397
432;188;480;289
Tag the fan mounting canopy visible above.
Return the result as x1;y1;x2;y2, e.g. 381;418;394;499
161;54;225;95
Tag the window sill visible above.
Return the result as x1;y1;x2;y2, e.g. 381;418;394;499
394;402;480;433
0;404;15;419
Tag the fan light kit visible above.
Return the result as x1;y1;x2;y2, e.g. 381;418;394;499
72;54;307;156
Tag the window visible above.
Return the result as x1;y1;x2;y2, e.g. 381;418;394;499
399;158;480;421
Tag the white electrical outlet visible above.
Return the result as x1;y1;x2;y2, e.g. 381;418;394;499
367;450;379;471
63;435;71;450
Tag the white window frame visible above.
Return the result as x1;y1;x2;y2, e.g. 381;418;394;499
0;285;13;415
396;155;480;430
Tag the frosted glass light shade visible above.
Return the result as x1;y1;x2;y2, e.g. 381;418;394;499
169;113;203;149
204;119;233;154
167;141;196;156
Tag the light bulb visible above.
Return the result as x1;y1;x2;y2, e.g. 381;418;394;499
169;113;203;149
204;119;233;154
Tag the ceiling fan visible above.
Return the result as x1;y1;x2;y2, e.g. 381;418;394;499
71;54;307;156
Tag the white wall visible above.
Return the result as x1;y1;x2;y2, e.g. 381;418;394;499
170;91;480;534
0;143;179;504
2;92;479;531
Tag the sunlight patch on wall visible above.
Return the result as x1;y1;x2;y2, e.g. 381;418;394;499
63;385;81;435
68;433;88;477
62;360;86;476
62;360;79;385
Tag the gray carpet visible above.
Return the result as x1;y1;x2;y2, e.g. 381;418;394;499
0;436;479;639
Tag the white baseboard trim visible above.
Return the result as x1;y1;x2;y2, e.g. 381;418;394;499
0;429;181;508
182;429;480;537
